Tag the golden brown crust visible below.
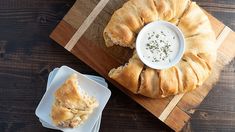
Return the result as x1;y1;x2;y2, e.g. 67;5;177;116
159;67;179;97
154;0;190;21
108;52;144;93
130;0;158;23
179;60;198;92
138;68;161;98
178;2;213;37
54;74;87;110
185;33;216;66
184;53;211;86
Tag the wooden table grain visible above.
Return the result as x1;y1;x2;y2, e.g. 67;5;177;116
0;0;234;131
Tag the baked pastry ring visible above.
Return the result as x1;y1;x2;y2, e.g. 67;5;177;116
104;0;216;98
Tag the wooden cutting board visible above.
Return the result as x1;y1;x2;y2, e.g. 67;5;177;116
50;0;235;131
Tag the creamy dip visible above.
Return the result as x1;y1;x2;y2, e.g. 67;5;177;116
136;21;184;69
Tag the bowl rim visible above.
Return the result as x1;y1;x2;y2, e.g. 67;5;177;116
136;20;185;70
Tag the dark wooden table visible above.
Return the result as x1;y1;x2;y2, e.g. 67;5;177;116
0;0;234;131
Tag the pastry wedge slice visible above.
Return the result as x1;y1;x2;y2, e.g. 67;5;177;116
51;74;98;128
129;0;158;23
184;53;211;86
138;68;161;98
153;0;190;22
178;60;198;92
109;52;144;94
159;66;179;97
185;33;216;67
178;2;213;37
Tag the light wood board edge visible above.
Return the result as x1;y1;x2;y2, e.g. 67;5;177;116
64;0;110;51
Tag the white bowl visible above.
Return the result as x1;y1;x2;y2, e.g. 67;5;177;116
35;66;111;132
136;21;185;69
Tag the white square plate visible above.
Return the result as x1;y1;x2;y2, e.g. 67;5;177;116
39;67;106;132
35;66;111;132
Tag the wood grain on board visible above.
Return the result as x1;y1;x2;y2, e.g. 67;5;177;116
50;0;235;131
0;0;234;131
